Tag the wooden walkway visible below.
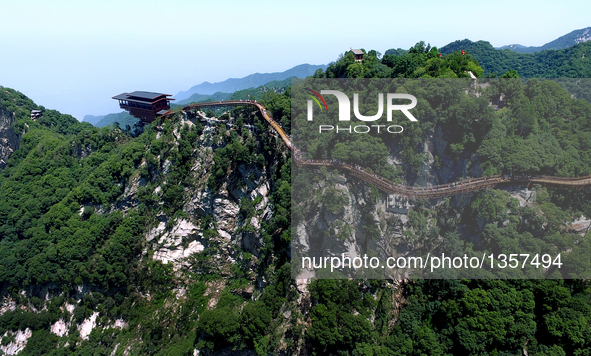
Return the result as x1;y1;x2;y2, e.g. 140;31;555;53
174;101;591;198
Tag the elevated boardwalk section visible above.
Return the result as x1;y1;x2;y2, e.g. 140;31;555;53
177;100;591;199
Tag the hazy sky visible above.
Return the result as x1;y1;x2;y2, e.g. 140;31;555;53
1;0;590;120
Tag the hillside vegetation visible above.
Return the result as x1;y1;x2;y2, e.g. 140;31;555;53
497;27;591;53
439;40;591;77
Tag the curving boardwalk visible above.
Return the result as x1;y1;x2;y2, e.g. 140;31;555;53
176;101;591;198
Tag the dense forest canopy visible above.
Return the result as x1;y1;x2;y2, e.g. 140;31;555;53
438;40;591;78
293;44;591;354
291;75;591;280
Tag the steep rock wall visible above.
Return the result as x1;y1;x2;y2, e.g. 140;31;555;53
0;108;21;169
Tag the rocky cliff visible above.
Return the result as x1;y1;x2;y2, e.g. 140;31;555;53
0;107;21;169
0;107;287;354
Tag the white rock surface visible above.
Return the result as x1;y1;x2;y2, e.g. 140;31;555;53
113;319;128;329
110;344;119;356
147;222;166;242
65;303;76;314
79;311;99;340
217;230;232;240
51;319;68;337
0;299;16;314
1;328;32;355
152;219;205;268
213;197;239;230
250;216;260;230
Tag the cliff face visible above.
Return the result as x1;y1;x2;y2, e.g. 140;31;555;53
147;116;274;273
293;122;543;281
0;107;21;169
0;109;283;354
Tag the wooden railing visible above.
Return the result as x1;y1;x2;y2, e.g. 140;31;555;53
176;101;591;198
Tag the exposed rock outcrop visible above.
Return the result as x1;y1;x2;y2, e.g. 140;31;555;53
0;107;21;169
0;328;32;355
150;219;205;268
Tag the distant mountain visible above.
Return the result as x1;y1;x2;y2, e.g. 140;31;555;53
94;111;138;128
174;77;294;107
174;63;326;101
229;77;293;101
497;27;591;53
174;91;233;107
83;114;105;126
440;40;591;77
496;44;527;51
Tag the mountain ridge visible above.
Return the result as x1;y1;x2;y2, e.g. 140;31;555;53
82;114;105;126
174;63;326;100
439;40;591;77
497;27;591;53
